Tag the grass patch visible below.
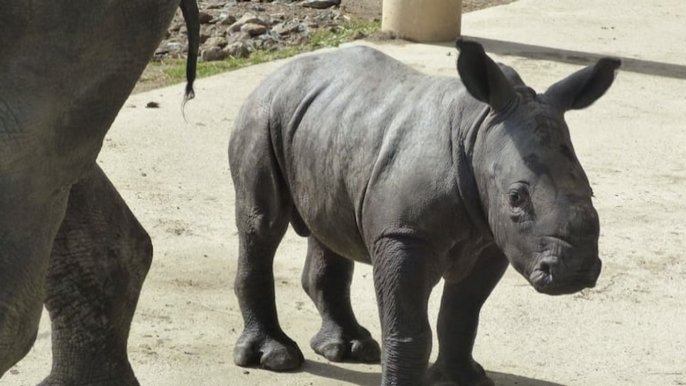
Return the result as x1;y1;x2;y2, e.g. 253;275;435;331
160;19;380;84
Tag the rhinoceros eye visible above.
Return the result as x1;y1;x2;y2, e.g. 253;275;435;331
508;188;528;208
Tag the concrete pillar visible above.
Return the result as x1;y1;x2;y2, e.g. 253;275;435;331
382;0;462;42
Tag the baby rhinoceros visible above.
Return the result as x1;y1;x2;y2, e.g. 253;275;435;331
229;40;620;386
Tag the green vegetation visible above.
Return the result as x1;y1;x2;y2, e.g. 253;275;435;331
162;19;380;82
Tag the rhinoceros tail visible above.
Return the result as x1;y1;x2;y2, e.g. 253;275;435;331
179;0;199;108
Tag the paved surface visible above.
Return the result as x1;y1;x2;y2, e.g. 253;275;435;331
6;0;686;385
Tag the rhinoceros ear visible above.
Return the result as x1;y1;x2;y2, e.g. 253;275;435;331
544;58;621;111
456;39;516;112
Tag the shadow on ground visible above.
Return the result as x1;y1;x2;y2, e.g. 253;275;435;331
430;37;686;79
300;360;380;385
489;371;566;386
300;360;565;386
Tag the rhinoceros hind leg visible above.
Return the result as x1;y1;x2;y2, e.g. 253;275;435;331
231;159;304;371
232;222;304;371
41;165;149;386
232;211;304;371
302;237;381;363
427;245;508;386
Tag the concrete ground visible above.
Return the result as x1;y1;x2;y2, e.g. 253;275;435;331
6;0;686;385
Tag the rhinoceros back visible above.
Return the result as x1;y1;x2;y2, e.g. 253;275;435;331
231;46;477;262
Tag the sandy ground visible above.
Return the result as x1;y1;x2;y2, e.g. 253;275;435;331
6;0;686;385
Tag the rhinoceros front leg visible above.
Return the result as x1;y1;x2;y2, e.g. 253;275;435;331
372;237;442;386
427;245;508;386
41;165;151;386
0;183;70;376
301;236;381;363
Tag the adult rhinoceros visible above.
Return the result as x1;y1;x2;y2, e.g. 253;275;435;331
229;40;620;386
0;1;198;384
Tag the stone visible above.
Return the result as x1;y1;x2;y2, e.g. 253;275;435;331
201;46;228;61
198;11;213;24
228;13;268;33
199;25;217;44
272;21;302;35
227;31;252;44
223;42;251;58
271;13;287;21
169;21;184;32
204;36;228;49
217;14;238;26
241;23;268;36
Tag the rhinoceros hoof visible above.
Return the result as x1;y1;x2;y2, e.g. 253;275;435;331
427;359;494;386
38;374;139;386
233;330;304;371
310;328;381;363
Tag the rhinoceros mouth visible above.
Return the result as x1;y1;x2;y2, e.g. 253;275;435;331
528;257;599;296
529;268;553;290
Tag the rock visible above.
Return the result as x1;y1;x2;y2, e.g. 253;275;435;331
198;11;213;24
241;23;268;36
302;0;340;9
146;101;160;108
199;25;218;44
204;36;229;49
228;13;268;33
272;21;302;35
271;12;287;21
154;40;185;59
223;42;251;58
227;31;253;44
217;14;238;26
169;22;184;32
202;46;228;61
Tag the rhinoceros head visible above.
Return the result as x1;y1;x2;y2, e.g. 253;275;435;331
456;40;620;295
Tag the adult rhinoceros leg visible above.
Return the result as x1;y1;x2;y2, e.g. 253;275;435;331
372;236;442;386
0;183;70;376
427;245;508;386
41;165;151;386
301;236;381;363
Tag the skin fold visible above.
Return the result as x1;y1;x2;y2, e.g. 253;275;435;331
0;0;198;384
229;40;619;385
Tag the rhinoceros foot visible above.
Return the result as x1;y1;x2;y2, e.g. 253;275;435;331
38;372;139;386
234;329;304;371
310;325;381;363
427;359;494;386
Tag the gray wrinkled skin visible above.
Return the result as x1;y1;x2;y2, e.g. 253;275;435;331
229;41;620;386
0;1;198;384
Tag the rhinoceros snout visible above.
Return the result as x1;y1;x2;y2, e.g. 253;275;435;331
529;255;601;295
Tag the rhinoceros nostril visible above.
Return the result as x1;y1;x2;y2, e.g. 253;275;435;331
538;261;552;275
